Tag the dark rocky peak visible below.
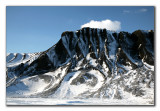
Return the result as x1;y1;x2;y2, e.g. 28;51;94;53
52;28;154;64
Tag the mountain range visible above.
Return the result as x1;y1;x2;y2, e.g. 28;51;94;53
6;28;154;104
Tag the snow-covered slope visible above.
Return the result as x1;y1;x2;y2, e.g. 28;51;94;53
7;53;41;67
6;28;154;105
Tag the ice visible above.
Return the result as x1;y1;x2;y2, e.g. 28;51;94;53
6;97;154;105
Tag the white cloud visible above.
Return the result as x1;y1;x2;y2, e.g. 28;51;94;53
123;10;130;14
139;8;147;12
81;19;121;31
123;8;148;14
136;8;148;13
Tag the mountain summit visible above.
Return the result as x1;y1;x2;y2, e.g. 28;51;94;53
6;28;154;104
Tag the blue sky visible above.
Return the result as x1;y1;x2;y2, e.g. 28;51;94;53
6;6;154;53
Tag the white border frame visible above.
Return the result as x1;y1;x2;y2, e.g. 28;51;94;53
0;0;159;111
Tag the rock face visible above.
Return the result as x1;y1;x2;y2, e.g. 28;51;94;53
6;28;154;101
